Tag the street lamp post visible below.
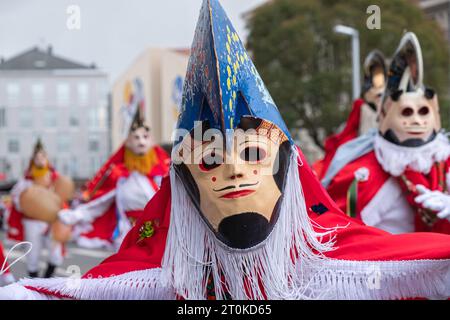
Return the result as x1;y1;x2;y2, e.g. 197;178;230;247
334;25;361;100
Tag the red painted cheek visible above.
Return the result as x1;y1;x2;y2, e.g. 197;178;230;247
212;177;216;182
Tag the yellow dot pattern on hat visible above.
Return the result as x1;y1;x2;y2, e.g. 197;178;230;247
224;24;245;127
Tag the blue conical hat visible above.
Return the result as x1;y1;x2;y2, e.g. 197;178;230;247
176;0;292;144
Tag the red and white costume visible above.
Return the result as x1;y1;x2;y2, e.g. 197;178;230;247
326;33;450;235
326;133;450;234
9;167;64;275
1;149;449;300
1;1;449;301
63;145;170;250
314;98;375;179
314;51;385;179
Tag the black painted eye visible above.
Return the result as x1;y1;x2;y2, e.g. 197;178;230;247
199;151;223;171
401;107;414;117
418;106;430;116
240;147;266;162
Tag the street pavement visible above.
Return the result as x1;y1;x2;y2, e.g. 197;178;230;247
1;231;114;280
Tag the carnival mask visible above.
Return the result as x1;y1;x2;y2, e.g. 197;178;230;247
379;32;441;147
125;127;153;156
379;89;440;146
33;150;49;169
174;116;291;249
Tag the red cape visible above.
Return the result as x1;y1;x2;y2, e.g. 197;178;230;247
23;147;450;299
0;241;9;274
314;99;365;179
326;150;450;233
74;148;450;277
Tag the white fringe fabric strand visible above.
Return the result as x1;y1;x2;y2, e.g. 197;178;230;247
13;143;450;300
18;268;176;300
161;146;338;300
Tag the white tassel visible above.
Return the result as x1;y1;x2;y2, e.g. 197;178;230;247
161;146;338;300
18;268;175;300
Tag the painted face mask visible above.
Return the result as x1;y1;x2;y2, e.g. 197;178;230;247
125;110;153;155
362;50;386;112
172;0;294;250
175;117;290;249
379;32;441;147
31;139;48;169
125;127;153;156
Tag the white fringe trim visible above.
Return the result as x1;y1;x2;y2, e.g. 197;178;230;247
161;146;339;300
18;268;176;300
300;258;450;300
374;132;450;176
15;258;450;300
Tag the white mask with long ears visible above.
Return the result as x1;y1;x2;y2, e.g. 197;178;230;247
379;32;441;147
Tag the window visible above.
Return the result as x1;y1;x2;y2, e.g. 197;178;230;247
7;83;20;105
8;139;19;153
78;83;89;106
31;83;45;106
88;139;99;152
0;108;6;128
70;156;78;176
19;108;33;127
88;106;107;130
57;135;70;152
57;83;70;106
44;108;57;127
90;157;101;175
69;109;79;127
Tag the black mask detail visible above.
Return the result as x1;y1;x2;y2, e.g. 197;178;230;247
217;212;271;249
311;203;329;215
390;90;403;102
381;129;437;147
425;88;435;100
366;102;377;112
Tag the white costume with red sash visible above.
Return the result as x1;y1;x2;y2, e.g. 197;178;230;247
62;145;170;250
1;149;450;300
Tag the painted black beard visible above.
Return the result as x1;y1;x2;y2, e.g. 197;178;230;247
381;129;437;147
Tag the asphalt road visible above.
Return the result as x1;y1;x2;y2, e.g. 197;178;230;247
1;231;114;281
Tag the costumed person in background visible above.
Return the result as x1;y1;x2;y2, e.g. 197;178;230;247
324;32;450;234
1;0;449;300
313;50;386;179
8;139;74;278
57;110;170;250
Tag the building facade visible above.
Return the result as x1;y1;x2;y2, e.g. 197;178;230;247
111;48;189;151
0;46;110;180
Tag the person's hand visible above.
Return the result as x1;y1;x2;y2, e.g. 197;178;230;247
58;208;83;225
415;185;450;221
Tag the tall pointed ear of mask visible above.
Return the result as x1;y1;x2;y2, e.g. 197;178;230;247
426;89;441;131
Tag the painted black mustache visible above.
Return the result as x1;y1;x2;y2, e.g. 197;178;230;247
213;182;259;192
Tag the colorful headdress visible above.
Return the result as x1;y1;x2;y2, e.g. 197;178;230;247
175;0;292;145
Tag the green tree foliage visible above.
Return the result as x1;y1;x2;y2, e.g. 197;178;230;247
246;0;449;149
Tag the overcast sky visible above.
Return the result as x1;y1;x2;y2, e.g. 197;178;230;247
0;0;267;82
